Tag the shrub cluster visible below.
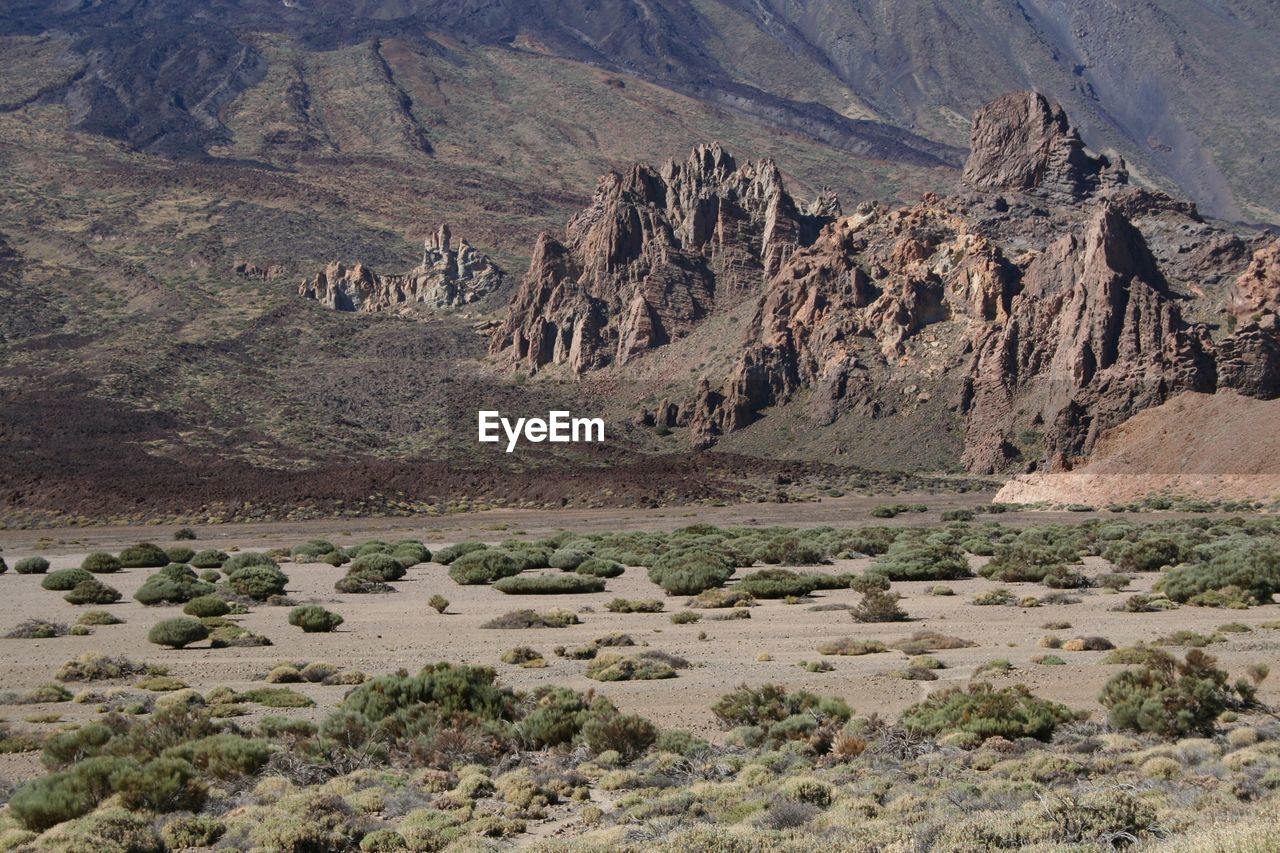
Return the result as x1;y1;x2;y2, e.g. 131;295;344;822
899;683;1079;741
135;564;215;606
870;540;971;582
288;605;345;633
1099;648;1263;737
493;574;606;595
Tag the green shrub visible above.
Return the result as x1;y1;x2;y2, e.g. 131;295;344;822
449;550;523;584
575;557;625;578
8;754;127;830
428;594;449;614
288;605;344;633
580;700;657;760
942;508;976;522
1099;648;1256;737
222;552;276;572
851;589;908;622
341;663;512;723
165;547;196;564
752;536;827;566
604;598;663;613
518;687;590;749
433;541;488;564
111;756;207;813
347;553;406;583
669;611;701;624
148;617;210;649
900;683;1079;741
162;733;272;779
493;574;606;595
182;595;230;618
81;552;122;574
174;527;198;541
64;579;122;605
190;549;229;569
118;543;169;569
734;569;819;599
548;549;587;570
712;684;850;748
1158;540;1280;604
816;637;886;656
391;541;431;567
870;540;971;581
647;548;735;595
162;815;225;848
481;609;579;629
973;588;1016;606
585;653;677;681
1108;536;1187;572
42;568;95;591
226;563;289;600
292;539;338;560
77;610;123;626
14;556;50;575
134;573;214;606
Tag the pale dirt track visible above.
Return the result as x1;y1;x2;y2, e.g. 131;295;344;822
2;495;1278;785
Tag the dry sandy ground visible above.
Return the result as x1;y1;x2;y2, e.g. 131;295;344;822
2;494;1278;785
999;391;1280;505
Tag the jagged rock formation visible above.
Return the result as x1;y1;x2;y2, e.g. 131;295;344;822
490;144;838;373
962;91;1127;202
1228;243;1280;320
496;92;1280;473
299;225;503;312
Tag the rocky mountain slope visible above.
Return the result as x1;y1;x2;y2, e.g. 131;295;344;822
494;93;1280;475
2;1;1276;223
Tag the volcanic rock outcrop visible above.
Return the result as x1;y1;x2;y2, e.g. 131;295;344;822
490;143;839;373
962;91;1128;202
300;225;504;313
495;92;1280;473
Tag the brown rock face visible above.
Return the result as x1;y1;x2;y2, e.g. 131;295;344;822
961;205;1216;472
962;91;1127;202
489;143;837;373
299;225;503;312
1228;242;1280;320
493;93;1279;474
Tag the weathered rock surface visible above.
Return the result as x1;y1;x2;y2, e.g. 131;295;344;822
490;143;837;373
299;225;503;312
962;91;1127;202
494;92;1280;473
1228;242;1280;320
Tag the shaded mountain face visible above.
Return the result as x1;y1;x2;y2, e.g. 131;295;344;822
4;0;1277;221
494;93;1280;474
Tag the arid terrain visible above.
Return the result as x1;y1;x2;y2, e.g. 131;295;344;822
2;499;1279;849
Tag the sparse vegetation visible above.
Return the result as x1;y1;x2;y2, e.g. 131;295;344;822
288;605;344;633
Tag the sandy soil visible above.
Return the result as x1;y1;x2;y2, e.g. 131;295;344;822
2;495;1278;785
998;392;1280;505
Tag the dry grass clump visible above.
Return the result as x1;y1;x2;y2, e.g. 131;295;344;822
816;638;888;656
1062;636;1114;652
889;631;977;654
481;609;580;629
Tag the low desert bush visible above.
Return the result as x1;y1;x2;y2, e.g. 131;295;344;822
492;574;606;595
81;552;122;574
5;619;68;639
14;556;50;575
149;617;210;649
433;541;488;564
118;542;169;568
76;610;123;626
41;567;95;591
226;563;289;600
64;579;122;605
1099;647;1262;737
482;609;579;629
888;630;977;654
900;682;1079;741
428;594;449;614
816;637;887;656
346;553;406;583
190;549;229;569
55;653;148;682
733;569;820;599
575;557;625;578
288;605;344;633
669;611;701;624
585;653;677;681
870;540;971;581
1158;539;1280;605
605;597;664;613
647;548;735;595
449;550;523;585
851;589;908;622
182;595;230;618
